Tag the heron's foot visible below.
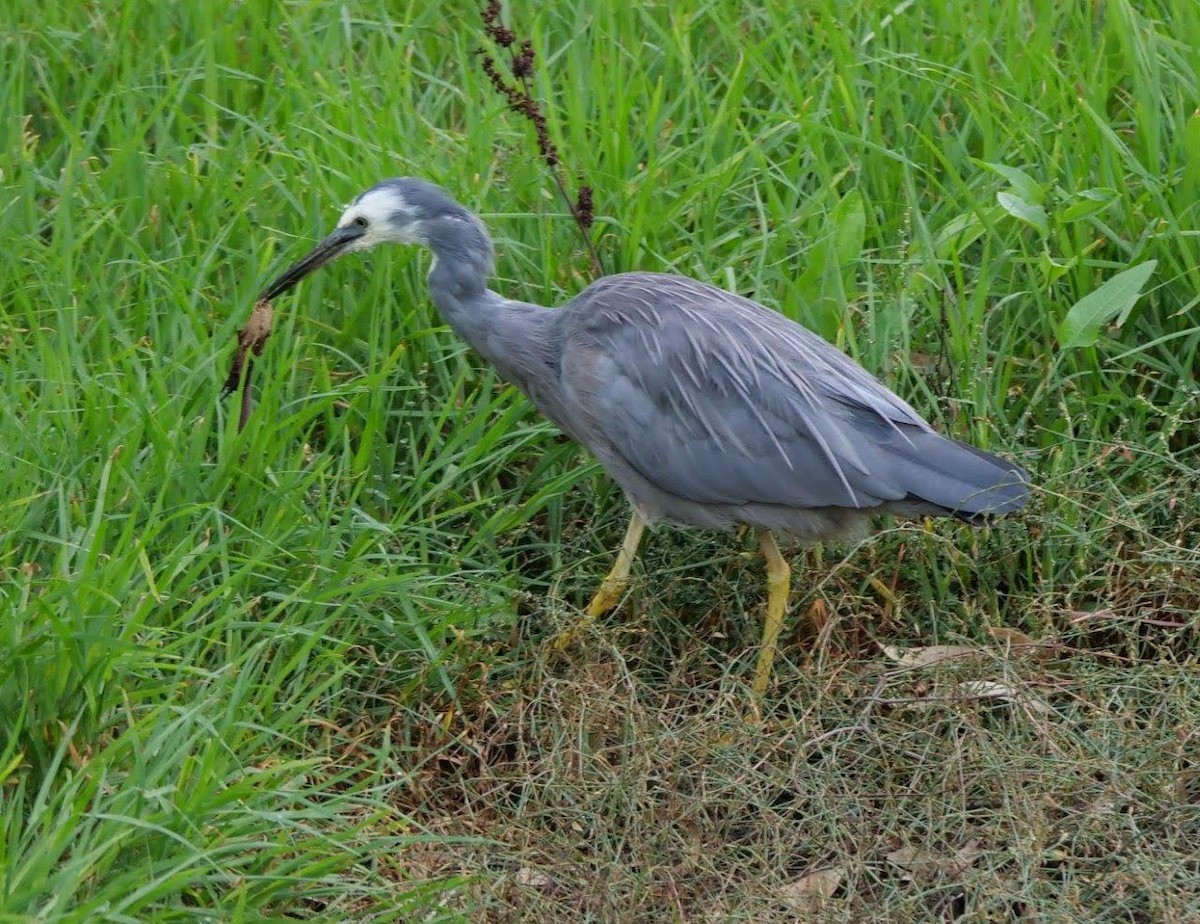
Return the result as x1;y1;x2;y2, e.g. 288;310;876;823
585;576;630;619
548;611;603;652
548;620;589;652
547;575;632;652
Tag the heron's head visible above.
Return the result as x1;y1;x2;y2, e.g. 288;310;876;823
260;177;488;300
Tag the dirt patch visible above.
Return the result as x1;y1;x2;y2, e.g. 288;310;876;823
384;591;1200;921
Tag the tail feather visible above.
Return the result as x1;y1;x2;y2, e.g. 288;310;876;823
885;430;1030;517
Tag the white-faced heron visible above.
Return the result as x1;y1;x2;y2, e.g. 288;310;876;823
259;178;1030;697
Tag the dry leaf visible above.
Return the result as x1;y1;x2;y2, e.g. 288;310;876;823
888;839;983;880
882;645;981;669
886;845;933;870
986;626;1055;662
806;598;831;635
956;680;1054;715
779;867;843;910
951;839;984;873
985;626;1035;647
1065;608;1117;624
515;867;554;888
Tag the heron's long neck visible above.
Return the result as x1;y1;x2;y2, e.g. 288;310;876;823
423;222;567;427
428;268;555;377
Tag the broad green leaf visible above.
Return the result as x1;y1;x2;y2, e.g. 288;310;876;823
979;161;1045;204
934;212;982;256
1058;188;1116;222
997;191;1048;235
1058;261;1158;349
1039;251;1074;284
1058;199;1107;222
932;206;1000;259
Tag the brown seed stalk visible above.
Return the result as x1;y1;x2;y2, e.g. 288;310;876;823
479;4;604;276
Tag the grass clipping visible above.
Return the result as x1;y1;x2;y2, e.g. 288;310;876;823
222;298;274;431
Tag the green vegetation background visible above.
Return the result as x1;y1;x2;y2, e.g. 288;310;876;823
2;0;1197;919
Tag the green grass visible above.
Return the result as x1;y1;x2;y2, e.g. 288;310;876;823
2;0;1198;919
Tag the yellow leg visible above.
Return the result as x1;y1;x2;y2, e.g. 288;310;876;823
751;530;791;699
585;510;647;617
551;510;647;651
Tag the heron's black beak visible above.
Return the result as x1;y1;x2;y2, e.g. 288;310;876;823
260;225;365;301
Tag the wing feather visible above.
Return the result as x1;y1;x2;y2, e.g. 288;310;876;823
561;273;1027;515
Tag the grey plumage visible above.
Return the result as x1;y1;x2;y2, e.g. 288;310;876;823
259;176;1030;696
557;272;1027;538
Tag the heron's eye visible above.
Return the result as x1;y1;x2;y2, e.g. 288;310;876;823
352;216;369;229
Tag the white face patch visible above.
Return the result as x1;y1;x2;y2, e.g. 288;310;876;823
336;186;419;250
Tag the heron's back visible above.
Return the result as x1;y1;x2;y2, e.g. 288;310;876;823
555;272;1028;537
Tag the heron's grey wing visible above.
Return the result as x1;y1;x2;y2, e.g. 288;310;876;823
561;273;1028;515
